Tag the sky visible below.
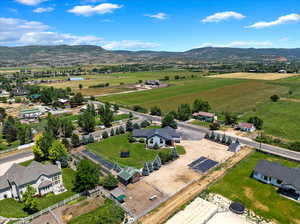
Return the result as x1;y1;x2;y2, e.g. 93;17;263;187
0;0;300;51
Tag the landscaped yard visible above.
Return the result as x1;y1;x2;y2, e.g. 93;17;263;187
86;133;185;168
209;151;300;224
0;168;76;218
68;199;124;224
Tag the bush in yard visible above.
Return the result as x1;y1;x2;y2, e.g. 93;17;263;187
110;129;115;136
209;122;220;130
288;141;300;152
133;123;140;129
141;120;150;128
115;128;120;135
103;174;119;190
102;131;109;139
75;159;99;192
158;151;172;164
150;106;162;116
270;94;280;102
126;120;133;132
71;133;81;147
119;126;125;134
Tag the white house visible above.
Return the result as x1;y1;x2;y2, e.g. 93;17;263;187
0;161;65;201
238;122;256;132
132;126;182;149
20;108;43;119
253;160;300;200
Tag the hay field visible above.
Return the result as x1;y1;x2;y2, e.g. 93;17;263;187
210;72;299;80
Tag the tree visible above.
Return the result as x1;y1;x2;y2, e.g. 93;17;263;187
161;113;177;129
126;120;133;132
192;99;211;113
270;94;280;102
71;133;80;147
79;84;83;90
78;111;96;133
119;126;125;134
141;120;150;128
209;122;220;130
129;112;133;119
86;104;96;116
16;122;32;145
2;116;17;143
103;174;118;190
248;116;264;130
133;123;140;130
99;103;114;127
177;104;191;121
47;114;61;136
0;107;6;124
71;92;84;106
60;118;74;138
32;132;54;161
110;128;115;136
102;131;109;139
62;138;70;150
224;112;238;125
113;104;119;112
75;159;99;192
48;140;68;162
150;106;162;116
23;186;38;214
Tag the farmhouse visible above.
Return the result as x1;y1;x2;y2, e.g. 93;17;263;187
253;160;300;200
117;166;141;186
237;122;256;132
0;161;65;201
192;112;217;122
132;126;182;149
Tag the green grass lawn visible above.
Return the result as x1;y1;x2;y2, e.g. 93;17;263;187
68;199;124;224
209;151;300;224
99;78;287;113
86;133;185;168
241;101;300;141
0;168;76;218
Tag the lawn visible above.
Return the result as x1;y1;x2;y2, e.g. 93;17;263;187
0;168;76;218
210;72;299;80
68;199;124;224
241;101;300;141
99;78;288;113
209;151;300;224
86;133;185;168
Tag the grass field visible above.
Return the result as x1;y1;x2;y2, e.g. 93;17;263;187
242;101;300;141
86;133;185;168
99;78;288;113
210;72;299;80
209;151;300;224
0;168;76;218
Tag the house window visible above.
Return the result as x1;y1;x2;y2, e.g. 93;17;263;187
263;176;268;181
4;194;7;199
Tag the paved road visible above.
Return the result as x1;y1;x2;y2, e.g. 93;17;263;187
0;150;33;165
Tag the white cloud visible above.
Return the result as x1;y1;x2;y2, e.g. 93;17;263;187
247;13;300;28
279;37;290;42
197;41;272;48
68;3;122;16
102;40;160;50
33;7;54;13
202;11;245;23
0;17;159;50
15;0;48;6
145;13;167;20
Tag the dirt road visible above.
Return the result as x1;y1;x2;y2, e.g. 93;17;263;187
140;148;252;224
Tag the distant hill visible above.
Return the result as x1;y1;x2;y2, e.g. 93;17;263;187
1;45;300;67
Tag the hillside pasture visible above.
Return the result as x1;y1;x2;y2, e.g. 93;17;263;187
210;72;299;80
99;78;288;113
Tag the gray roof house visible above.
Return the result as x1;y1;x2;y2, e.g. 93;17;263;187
253;160;300;200
132;127;182;149
0;161;65;201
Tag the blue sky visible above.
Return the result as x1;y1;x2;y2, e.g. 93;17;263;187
0;0;300;51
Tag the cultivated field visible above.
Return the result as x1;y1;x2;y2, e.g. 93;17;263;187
210;72;299;80
209;151;300;224
99;78;288;112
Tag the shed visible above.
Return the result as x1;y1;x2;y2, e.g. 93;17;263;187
117;166;141;185
110;187;126;203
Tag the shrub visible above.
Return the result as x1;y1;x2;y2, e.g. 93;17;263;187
141;120;150;128
270;94;280;102
102;131;109;139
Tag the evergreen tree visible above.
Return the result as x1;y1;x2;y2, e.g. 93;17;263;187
177;104;191;121
142;162;150;176
161;113;177;129
148;162;154;172
110;128;115;136
2;116;17;143
126;120;133;132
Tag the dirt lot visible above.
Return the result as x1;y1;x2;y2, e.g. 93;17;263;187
210;72;298;80
140;147;252;224
143;140;233;195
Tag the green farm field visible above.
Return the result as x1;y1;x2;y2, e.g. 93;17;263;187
99;77;288;113
209;151;300;224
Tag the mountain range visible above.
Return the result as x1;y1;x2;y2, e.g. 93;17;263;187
1;45;300;67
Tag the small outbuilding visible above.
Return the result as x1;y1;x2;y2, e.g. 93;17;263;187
237;122;256;132
192;112;217;122
117;166;141;185
110;187;126;203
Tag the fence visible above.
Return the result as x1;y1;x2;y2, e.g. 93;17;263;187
15;193;83;224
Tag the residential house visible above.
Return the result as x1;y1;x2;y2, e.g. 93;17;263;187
117;166;141;186
237;122;256;132
11;87;29;97
20;108;43;119
0;161;65;201
253;160;300;200
145;80;160;86
192;112;217;122
132;126;182;149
